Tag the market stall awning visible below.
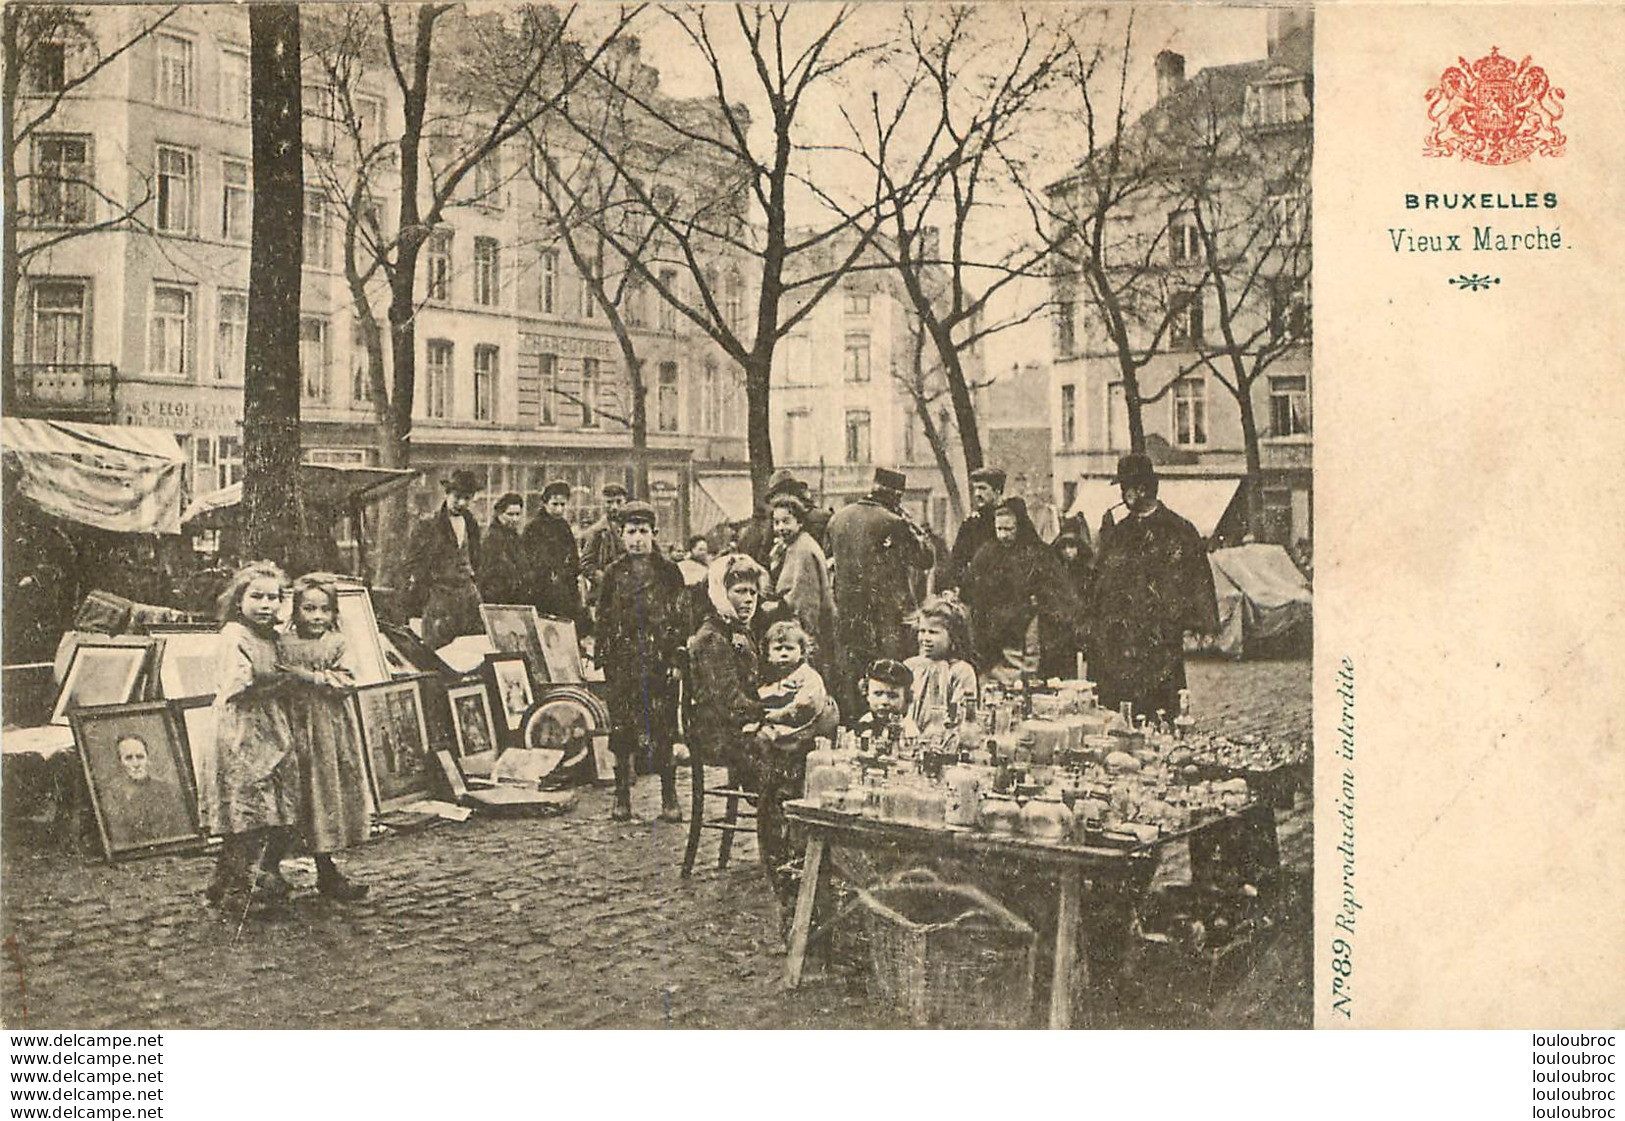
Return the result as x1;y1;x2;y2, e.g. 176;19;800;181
692;473;753;529
181;464;419;529
1066;475;1242;541
1;417;185;534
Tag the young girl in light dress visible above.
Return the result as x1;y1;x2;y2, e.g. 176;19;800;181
274;574;369;900
903;593;979;735
206;561;301;913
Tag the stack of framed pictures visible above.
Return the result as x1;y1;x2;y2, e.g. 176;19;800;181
480;604;585;686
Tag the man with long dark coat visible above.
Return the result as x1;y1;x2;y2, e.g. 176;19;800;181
824;467;932;719
477;492;529;606
579;482;628;616
1087;454;1220;722
945;465;1006;592
521;480;583;624
404;470;485;650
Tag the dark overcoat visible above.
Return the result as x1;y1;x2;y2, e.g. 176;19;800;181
824;496;930;710
477;521;529;607
521;512;583;623
404;507;482;649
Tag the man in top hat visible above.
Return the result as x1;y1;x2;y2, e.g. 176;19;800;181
522;480;583;624
1087;453;1219;722
945;465;1007;592
580;482;629;622
405;469;485;649
823;467;933;720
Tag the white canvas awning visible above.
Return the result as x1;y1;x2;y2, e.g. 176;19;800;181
1067;475;1242;541
1;417;185;534
693;473;753;528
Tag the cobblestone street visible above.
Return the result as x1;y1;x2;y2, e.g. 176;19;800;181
1;659;1312;1030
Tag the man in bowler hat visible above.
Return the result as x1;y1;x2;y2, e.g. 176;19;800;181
405;470;485;648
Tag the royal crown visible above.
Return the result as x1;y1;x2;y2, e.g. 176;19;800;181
1472;47;1517;82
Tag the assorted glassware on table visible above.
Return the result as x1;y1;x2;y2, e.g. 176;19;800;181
801;681;1308;849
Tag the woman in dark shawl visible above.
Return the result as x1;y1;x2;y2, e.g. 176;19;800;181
964;498;1080;685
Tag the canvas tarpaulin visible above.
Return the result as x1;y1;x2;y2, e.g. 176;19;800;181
1;418;185;534
1066;476;1242;546
1207;542;1312;657
693;473;753;530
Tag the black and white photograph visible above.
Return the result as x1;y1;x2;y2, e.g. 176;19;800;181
49;641;151;725
69;701;202;859
352;679;432;806
445;681;498;758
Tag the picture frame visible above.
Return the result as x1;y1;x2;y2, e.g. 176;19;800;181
51;642;151;726
69;700;202;860
147;627;223;700
336;586;391;686
378;623;455;677
445;682;499;759
480;653;535;747
480;603;549;685
535;614;585;684
170;695;217;811
351;677;433;807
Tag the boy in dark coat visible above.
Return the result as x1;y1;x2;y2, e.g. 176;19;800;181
404;470;484;649
522;480;583;624
595;501;689;821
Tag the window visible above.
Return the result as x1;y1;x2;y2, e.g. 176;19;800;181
539;354;559;422
844;333;870;382
354;95;384;153
781;334;812;385
844;290;870;316
701;358;719;432
625;276;647;327
1269;191;1307;248
1055;299;1075;356
1269;276;1311;342
155;34;193;107
539;249;558;313
1169;288;1203;348
303;191;330;269
424;340;452;419
473;237;500;306
351;321;373;402
29;280;89;365
657;361;679;432
844;410;871;464
1251;79;1307;127
473;345;497;421
579;358;601;426
579;257;601;319
1168;211;1201;264
902;411;917;462
29;41;67;92
472;151;501;205
148;285;192;377
220;49;250;120
215;291;247;382
425;229;452;301
302;84;333;151
723;269;743;329
537;352;558;425
300;317;330;401
155;146;194;233
1173;377;1207;447
192;435;243;494
1060;384;1077;447
657;268;679;329
33;135;90;225
221;159;250;241
784;409;810;462
1269;375;1310;437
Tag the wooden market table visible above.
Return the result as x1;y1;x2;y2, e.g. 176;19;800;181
781;798;1280;1029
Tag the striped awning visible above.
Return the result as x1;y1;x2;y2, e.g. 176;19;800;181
1;418;185;534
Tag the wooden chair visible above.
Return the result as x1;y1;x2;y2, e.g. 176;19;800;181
675;650;758;877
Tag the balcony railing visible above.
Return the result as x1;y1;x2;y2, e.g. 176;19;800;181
10;363;118;421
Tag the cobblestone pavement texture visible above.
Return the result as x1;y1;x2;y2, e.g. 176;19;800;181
1;659;1312;1029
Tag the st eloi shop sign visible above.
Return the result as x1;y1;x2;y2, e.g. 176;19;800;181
117;385;242;434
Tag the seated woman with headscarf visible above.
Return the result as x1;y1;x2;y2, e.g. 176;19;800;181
964;498;1080;686
685;553;769;785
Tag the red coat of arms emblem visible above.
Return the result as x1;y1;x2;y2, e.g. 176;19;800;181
1424;47;1566;165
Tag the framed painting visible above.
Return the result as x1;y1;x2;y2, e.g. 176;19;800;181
480;653;535;747
351;678;433;807
445;682;499;759
51;642;150;726
336;586;391;686
69;701;202;860
535;615;585;684
170;695;217;812
148;628;223;700
481;603;549;685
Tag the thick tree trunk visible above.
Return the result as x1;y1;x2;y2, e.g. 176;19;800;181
242;6;304;566
744;349;774;507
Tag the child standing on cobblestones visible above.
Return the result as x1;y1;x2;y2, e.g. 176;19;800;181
275;574;369;900
206;561;300;914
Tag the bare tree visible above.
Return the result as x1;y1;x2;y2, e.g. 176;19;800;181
840;5;1077;479
303;3;638;469
891;319;983;524
242;5;304;563
1;4;178;405
552;4;892;504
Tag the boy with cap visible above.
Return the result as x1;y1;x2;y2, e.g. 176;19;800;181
522;480;583;624
595;501;690;821
405;469;484;649
946;466;1006;592
580;483;629;620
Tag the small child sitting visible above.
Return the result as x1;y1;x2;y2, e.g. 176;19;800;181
904;593;979;734
757;620;836;748
853;657;920;752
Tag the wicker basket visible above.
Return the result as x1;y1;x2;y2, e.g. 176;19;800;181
859;871;1036;1028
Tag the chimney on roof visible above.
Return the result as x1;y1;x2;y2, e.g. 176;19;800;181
1155;50;1186;102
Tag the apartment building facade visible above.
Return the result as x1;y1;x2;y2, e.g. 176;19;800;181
10;6;750;542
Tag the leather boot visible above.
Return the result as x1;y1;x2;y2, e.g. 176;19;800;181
658;767;684;823
611;759;634;821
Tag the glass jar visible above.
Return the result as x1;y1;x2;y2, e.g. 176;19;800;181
976;792;1021;835
1019;793;1073;843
